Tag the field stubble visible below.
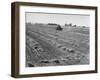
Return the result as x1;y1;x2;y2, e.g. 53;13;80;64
26;24;89;67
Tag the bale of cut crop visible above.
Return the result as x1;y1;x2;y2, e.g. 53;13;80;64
40;60;50;63
67;48;75;53
28;62;35;67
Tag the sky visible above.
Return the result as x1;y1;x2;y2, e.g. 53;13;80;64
26;12;90;27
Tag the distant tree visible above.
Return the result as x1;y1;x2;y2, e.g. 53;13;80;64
65;23;68;26
48;23;58;25
69;23;72;26
72;25;77;27
82;26;86;28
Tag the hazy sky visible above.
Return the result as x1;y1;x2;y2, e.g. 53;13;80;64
26;12;90;27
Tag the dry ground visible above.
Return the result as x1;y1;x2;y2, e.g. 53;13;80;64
26;24;89;67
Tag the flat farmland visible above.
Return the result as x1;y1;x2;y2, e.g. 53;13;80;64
26;24;90;67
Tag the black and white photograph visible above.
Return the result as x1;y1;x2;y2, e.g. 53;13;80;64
26;12;90;67
11;2;97;78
